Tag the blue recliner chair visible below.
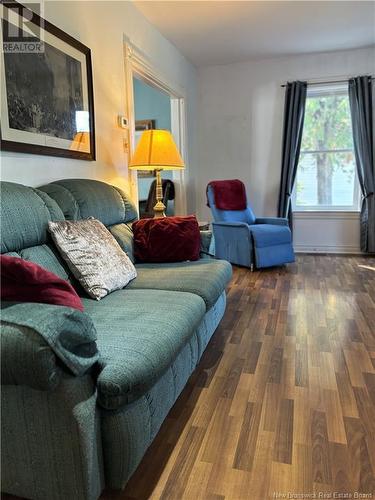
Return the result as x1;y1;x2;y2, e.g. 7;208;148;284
207;180;295;270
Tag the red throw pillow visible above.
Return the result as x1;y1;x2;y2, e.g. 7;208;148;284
1;255;84;311
133;216;200;263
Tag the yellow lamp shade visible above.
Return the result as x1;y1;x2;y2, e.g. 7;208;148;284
129;129;185;171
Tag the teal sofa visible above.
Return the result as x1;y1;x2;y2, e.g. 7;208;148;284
0;179;232;500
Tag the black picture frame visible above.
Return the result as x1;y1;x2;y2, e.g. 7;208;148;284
0;0;95;160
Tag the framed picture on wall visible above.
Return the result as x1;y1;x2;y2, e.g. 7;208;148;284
0;0;95;160
135;119;156;177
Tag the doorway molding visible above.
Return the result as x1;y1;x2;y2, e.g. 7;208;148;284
123;38;187;215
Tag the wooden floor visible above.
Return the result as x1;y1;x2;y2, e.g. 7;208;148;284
105;255;375;500
4;256;375;500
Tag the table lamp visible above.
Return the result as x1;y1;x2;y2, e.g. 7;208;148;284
129;129;185;218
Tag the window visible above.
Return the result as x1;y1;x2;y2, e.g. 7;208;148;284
293;83;360;211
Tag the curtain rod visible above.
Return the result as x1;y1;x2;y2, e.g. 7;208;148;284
280;77;374;88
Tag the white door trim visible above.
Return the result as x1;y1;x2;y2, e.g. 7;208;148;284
123;38;188;215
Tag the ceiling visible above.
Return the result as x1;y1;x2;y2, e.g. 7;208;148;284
133;1;375;67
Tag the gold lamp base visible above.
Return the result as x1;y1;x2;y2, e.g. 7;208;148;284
153;200;166;218
153;169;166;218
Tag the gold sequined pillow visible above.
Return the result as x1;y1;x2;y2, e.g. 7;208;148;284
48;218;137;300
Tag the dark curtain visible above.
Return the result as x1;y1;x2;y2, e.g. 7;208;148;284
349;76;375;253
277;81;307;225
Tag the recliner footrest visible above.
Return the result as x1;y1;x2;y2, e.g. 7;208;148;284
249;224;295;268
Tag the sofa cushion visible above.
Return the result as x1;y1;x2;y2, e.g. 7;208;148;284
101;294;227;488
127;259;232;310
1;182;64;254
81;289;206;409
38;179;138;226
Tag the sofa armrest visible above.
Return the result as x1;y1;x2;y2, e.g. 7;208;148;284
255;217;289;226
200;229;214;257
1;321;62;390
1;302;99;390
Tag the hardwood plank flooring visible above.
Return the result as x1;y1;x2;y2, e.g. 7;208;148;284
110;255;375;500
3;255;375;500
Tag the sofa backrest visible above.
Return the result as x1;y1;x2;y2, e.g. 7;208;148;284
1;179;138;273
0;182;73;281
39;179;138;261
38;179;138;225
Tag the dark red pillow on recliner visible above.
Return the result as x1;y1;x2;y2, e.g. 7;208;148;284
1;255;84;311
133;216;201;263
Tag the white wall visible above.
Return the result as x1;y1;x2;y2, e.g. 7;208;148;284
133;77;171;130
196;46;375;252
0;0;197;211
293;212;361;254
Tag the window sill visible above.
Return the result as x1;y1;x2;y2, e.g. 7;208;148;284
293;211;360;220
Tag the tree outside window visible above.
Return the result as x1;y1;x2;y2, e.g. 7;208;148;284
294;84;360;211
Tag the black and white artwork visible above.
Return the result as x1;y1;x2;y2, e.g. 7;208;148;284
0;1;95;160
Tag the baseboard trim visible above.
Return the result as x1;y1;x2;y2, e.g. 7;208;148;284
294;244;362;254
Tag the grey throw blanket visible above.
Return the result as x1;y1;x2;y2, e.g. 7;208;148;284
1;302;99;376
